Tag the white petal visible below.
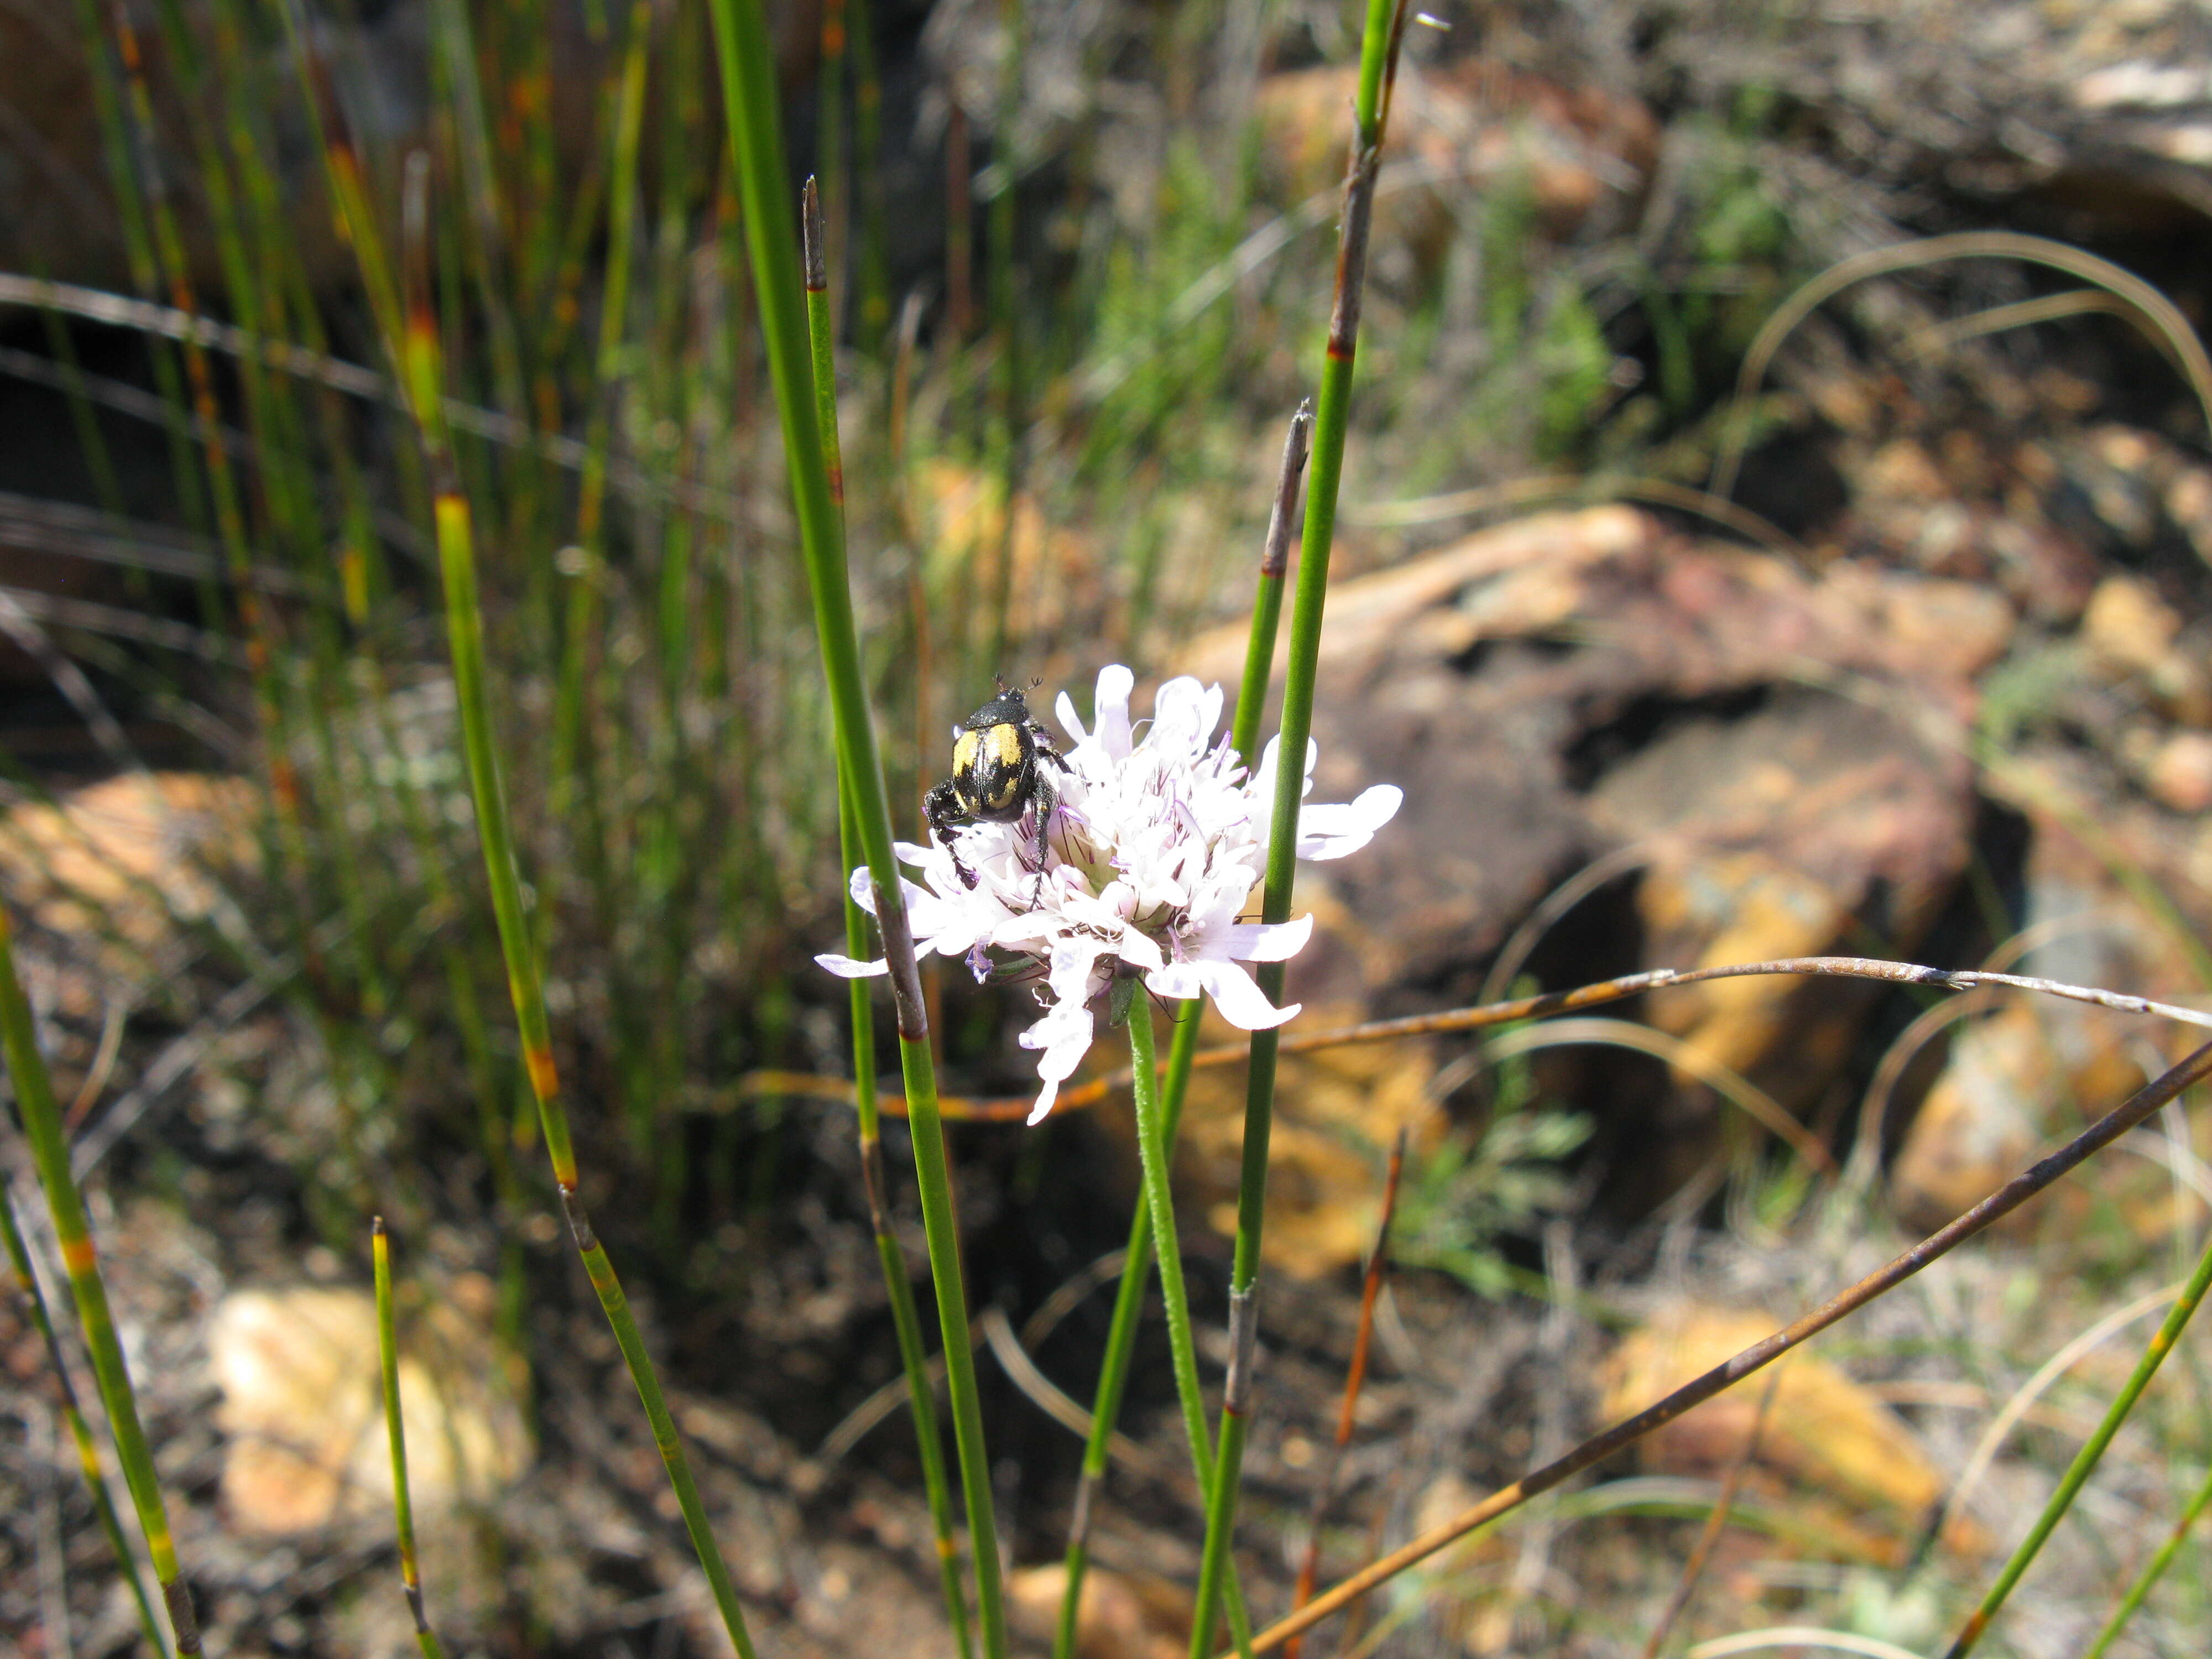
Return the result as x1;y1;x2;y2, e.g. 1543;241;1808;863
1055;690;1088;744
1144;961;1206;1003
1114;929;1165;972
1094;664;1135;758
1019;1000;1095;1125
848;866;876;912
815;952;890;978
1199;958;1301;1030
1027;1077;1062;1126
1047;937;1107;1005
1295;784;1404;860
1219;914;1313;962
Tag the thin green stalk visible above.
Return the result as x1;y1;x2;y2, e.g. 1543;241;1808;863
2082;1457;2212;1659
372;1219;447;1659
1;1183;167;1658
1191;7;1410;1655
1942;1222;2212;1658
1054;399;1310;1659
1054;998;1202;1659
703;4;1006;1652
389;156;759;1659
0;901;202;1655
552;0;654;832
811;180;975;1659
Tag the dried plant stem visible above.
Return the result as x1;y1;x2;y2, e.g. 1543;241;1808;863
1224;1039;2212;1656
2081;1457;2212;1659
1283;1125;1405;1659
851;954;2212;1121
1637;1366;1783;1659
0;902;201;1655
372;1220;447;1659
1;1183;166;1657
1709;232;2212;505
1940;1218;2212;1658
704;2;1003;1649
385;156;758;1659
813;180;975;1659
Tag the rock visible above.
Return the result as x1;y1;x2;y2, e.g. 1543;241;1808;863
1006;1563;1190;1659
1180;509;1989;1208
0;771;256;987
2083;575;2212;724
211;1282;529;1535
1600;1303;1986;1558
2147;729;2212;812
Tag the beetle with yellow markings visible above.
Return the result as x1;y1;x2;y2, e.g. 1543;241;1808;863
925;679;1068;888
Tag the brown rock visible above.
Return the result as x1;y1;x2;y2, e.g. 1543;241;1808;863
1007;1563;1190;1659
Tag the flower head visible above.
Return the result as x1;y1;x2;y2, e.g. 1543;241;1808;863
820;665;1401;1123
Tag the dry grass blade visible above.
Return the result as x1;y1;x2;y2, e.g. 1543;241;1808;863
1283;1126;1405;1659
1709;231;2212;504
1222;1039;2212;1656
1638;1366;1785;1659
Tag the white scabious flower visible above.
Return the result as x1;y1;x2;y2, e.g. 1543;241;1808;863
819;665;1401;1124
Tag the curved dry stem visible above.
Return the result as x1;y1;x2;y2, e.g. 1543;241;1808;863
1709;232;2212;504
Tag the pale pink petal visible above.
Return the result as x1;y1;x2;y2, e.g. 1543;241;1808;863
815;952;889;978
1094;665;1135;759
1199;958;1301;1030
1144;960;1206;1003
1293;785;1404;860
1055;690;1088;745
848;866;875;912
1219;914;1313;962
1114;928;1165;972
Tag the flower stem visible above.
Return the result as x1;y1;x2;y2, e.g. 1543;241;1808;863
705;4;1006;1650
817;202;974;1659
1192;5;1412;1656
373;1219;447;1659
1122;997;1257;1657
1940;1218;2212;1658
1;1181;167;1658
1053;999;1236;1656
0;900;201;1655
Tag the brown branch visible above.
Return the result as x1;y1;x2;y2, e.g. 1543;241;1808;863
751;956;2212;1121
1224;1038;2212;1656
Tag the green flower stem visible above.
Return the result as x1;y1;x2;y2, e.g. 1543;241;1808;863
1053;399;1313;1659
1942;1221;2212;1658
1191;7;1410;1655
0;901;202;1655
816;184;975;1659
2082;1455;2212;1659
373;1219;447;1659
705;5;1006;1651
1054;999;1204;1659
385;156;759;1659
1121;998;1256;1657
1;1182;166;1658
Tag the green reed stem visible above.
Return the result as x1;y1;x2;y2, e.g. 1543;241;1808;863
814;181;975;1659
384;155;759;1659
1942;1222;2212;1658
0;901;201;1655
2081;1455;2212;1659
1052;399;1311;1659
1054;997;1201;1659
706;4;1005;1650
1;1182;167;1658
372;1219;447;1659
1191;7;1408;1655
